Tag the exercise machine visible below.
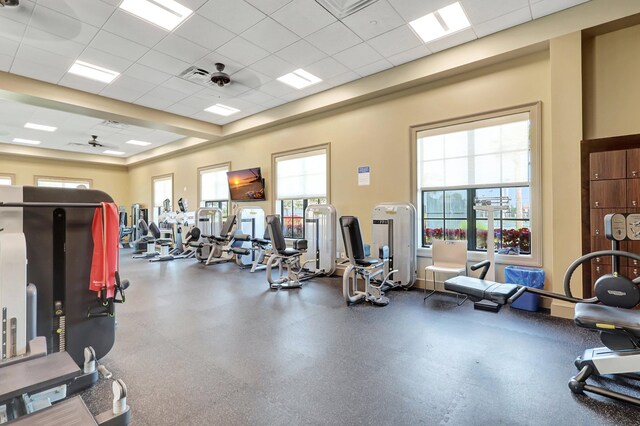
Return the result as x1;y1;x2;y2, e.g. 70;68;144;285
132;220;159;259
371;202;416;288
248;229;271;273
340;215;397;306
118;207;132;248
191;208;222;261
443;212;640;407
148;222;176;262
197;215;245;266
233;206;266;268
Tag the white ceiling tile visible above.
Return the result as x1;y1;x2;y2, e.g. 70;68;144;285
198;0;266;34
0;55;13;72
178;0;210;10
101;74;156;96
89;30;149;62
334;43;383;70
473;7;532;37
155;34;210;64
103;10;168;48
216;37;270;66
20;26;85;59
124;64;172;85
250;55;296;79
259;97;287;109
58;73;109;94
201;82;251;98
174;14;235;50
0;16;27;43
305;57;349;80
176;94;215;110
386;44;431;66
135;94;176;110
271;0;336;38
0;38;20;59
77;47;133;73
326;70;360;87
354;58;393;77
367;25;423;58
99;85;149;103
191;110;224;124
305;21;362;56
276;40;327;68
387;0;452;22
341;0;404;41
37;0;116;28
144;86;189;103
531;0;589;19
29;4;99;45
163;77;205;96
231;68;271;89
426;28;477;53
259;80;295;97
278;91;303;102
1;0;36;25
238;90;278;106
245;0;292;15
139;50;191;75
241;18;299;53
461;0;529;24
164;102;202;117
15;44;75;71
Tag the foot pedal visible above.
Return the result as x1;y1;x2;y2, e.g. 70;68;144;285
474;300;501;312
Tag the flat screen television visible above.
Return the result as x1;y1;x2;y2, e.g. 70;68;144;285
227;167;266;201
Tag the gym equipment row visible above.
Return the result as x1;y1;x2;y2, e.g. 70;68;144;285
0;186;131;425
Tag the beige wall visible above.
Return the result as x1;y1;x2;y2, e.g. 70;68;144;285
0;154;130;206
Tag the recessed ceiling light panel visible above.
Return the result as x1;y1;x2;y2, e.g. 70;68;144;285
277;69;322;90
120;0;193;31
24;122;57;132
410;2;471;44
13;138;41;145
103;150;125;155
68;60;120;83
126;140;152;146
204;104;240;117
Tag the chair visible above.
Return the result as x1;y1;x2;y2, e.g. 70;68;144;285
265;215;307;289
424;239;468;304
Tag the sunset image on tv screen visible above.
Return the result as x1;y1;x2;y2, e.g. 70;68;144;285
227;168;265;201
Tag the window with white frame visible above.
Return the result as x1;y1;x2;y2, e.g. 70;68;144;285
36;176;91;189
0;174;14;186
152;175;173;224
274;147;328;239
415;104;540;259
199;164;229;218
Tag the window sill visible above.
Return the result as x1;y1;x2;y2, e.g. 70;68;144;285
417;247;541;268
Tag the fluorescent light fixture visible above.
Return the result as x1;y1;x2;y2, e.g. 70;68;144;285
68;60;120;83
277;69;322;90
204;104;240;117
103;150;125;155
24;122;57;132
125;139;152;146
409;2;470;44
120;0;193;31
13;138;41;145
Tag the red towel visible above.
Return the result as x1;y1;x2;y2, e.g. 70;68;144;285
90;202;120;299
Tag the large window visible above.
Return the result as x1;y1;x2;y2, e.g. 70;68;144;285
152;174;173;224
199;164;230;218
0;174;14;186
414;104;540;259
273;146;329;238
36;176;91;188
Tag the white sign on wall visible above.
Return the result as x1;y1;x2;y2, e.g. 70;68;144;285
358;165;370;186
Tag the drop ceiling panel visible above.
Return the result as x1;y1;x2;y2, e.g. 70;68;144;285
134;94;178;110
354;58;393;77
426;28;478;53
241;18;299;53
162;77;204;96
231;68;271;89
29;4;98;45
1;0;35;25
154;34;210;64
271;0;337;38
461;0;529;24
367;25;423;58
144;86;189;103
333;42;384;70
245;0;292;15
59;73;109;94
10;58;66;84
77;47;133;73
215;37;271;67
276;39;327;68
124;64;172;86
250;55;296;79
387;0;453;22
304;56;350;80
89;30;149;62
174;14;236;50
198;0;266;34
387;44;431;66
341;0;405;40
36;0;116;29
103;9;167;48
0;55;12;72
474;7;532;38
0;38;20;58
0;15;26;43
305;21;363;56
21;26;86;60
138;50;191;75
531;0;589;19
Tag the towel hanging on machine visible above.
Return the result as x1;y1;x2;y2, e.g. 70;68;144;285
90;202;120;299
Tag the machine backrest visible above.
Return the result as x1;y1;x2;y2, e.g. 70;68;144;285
138;219;149;236
220;215;236;237
119;211;127;227
431;239;468;267
149;222;162;239
340;216;365;261
266;215;287;253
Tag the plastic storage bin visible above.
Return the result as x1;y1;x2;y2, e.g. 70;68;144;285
504;266;545;311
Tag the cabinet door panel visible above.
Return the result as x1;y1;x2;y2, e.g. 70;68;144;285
590;208;619;237
627;148;640;178
590;150;626;180
590;179;627;208
628;179;640;208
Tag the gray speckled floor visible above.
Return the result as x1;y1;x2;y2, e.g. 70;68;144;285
81;251;640;425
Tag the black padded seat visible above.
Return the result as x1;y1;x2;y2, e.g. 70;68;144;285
444;276;519;305
280;248;301;257
252;237;270;245
356;257;381;267
574;303;640;336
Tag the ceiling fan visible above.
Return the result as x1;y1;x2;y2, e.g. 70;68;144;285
0;0;20;7
179;62;261;89
68;135;116;149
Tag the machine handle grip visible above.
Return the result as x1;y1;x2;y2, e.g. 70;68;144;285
470;260;491;279
507;286;528;304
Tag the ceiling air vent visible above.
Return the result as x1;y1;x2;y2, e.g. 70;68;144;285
315;0;379;19
100;120;128;129
179;66;217;88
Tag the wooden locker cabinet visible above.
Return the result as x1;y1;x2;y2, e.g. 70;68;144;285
627;148;640;178
590;179;626;208
590;208;618;236
592;263;612;282
625;266;640;280
628;179;640;208
589;150;626;180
